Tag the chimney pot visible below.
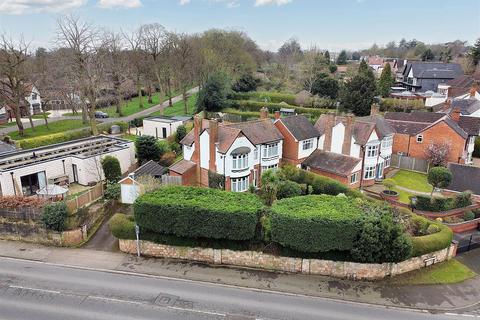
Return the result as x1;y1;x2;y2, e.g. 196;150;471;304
274;111;281;120
450;107;461;122
260;107;269;119
370;104;380;116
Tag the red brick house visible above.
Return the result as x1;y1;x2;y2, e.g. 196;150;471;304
385;110;480;165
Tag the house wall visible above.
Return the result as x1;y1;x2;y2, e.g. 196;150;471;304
297;137;319;160
200;131;210;170
143;119;182;139
183;144;194;161
307;167;361;189
330;123;345;154
274;121;298;163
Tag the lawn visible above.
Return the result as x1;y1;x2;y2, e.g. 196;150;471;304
393;187;414;204
8;120;89;140
151;93;197;117
389;259;476;285
391;170;433;193
120;134;137;142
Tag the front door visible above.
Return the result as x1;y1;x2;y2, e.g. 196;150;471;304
376;162;384;179
72;164;78;183
162;127;167;138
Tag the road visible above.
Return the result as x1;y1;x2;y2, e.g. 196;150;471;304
0;257;459;320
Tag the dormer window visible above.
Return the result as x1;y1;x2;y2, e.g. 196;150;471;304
416;134;423;143
302;139;314;150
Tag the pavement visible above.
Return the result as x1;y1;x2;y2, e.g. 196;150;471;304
0;87;199;136
0;239;479;317
1;256;463;320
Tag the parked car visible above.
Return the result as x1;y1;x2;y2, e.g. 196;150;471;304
94;111;109;119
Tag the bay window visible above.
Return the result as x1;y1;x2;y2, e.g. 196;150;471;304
231;176;249;192
232;154;248;171
262;143;279;159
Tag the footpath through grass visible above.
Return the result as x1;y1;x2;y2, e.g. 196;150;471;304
389;259;476;285
391;170;433;193
8;119;89;140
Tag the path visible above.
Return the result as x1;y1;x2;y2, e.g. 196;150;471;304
0;87;199;136
0;239;479;315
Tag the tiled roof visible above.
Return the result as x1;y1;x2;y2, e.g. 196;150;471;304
302;150;361;177
133;160;166;178
169;159;196;174
450;99;480;115
406;62;463;79
228;119;283;145
357;115;395;139
457;116;480;136
353;121;375;145
447;163;480;195
443;117;468;139
277;115;319;141
384;112;444;123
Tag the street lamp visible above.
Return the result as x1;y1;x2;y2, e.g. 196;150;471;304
135;224;140;257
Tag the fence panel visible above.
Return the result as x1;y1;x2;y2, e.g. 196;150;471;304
391;154;429;173
161;175;182;186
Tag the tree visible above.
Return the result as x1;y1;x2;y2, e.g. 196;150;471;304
382;178;396;191
427;167;453;196
101;155;122;183
278;38;303;78
196;71;230;112
351;207;412;263
175;125;187;143
260;169;279;206
469;38;480;66
123;26;147;110
324;50;330;62
170;32;194;113
377;63;394;97
336;50;347;65
425;140;451;167
309;73;339;99
421;48;435;61
232;73;257;92
276;180;302;199
340;60;376;116
135;135;161;164
351;51;360;60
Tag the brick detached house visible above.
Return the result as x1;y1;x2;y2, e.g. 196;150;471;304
273;114;321;166
306;113;395;188
171;112;283;192
385;110;480;165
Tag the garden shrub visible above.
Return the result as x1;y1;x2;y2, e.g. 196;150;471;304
101;155;122;183
230;100;329;118
104;183;121;200
415;192;471;212
276;180;302;199
270;195;363;253
41;202;68;232
159;151;176;166
409;215;453;257
351;208;412;263
455;191;472;208
464;210;475;221
109;213;136;239
426;224;440;235
134;186;263;241
208;171;225;189
175;125;187;143
135;135;161;164
18;128;90;149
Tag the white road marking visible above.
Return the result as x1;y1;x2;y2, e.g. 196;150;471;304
8;285;61;295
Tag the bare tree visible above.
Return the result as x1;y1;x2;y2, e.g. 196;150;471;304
0;34;32;135
56;15;103;135
170;32;194;114
123;27;146;109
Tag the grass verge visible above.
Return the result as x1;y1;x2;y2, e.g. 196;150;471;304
8;120;89;140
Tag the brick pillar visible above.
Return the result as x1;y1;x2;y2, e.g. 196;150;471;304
370;104;380;116
192;115;202;186
323;113;336;152
209;119;218;172
342;115;354;156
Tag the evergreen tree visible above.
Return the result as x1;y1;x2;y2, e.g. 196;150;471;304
309;73;339;99
377;63;394;98
324;50;330;62
196;72;231;112
232;73;257;92
469;38;480;66
421;48;435;61
336;50;347;65
340;60;376;116
135;135;162;164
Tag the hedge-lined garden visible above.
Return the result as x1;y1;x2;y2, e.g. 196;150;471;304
414;192;472;212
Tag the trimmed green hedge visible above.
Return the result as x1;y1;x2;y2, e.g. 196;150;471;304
409;214;453;257
230;91;297;105
270;195;363;253
134;186;264;241
415;192;472;212
230;100;330;118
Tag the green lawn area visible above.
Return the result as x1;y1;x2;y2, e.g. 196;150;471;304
393;187;414;204
32;112;50;119
120;134;137;142
9;120;89;140
389;259;476;285
0;121;19;128
151;93;197;117
391;170;433;193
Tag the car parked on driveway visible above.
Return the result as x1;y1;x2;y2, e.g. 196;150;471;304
94;111;109;119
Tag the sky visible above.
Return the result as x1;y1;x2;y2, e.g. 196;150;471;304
0;0;479;52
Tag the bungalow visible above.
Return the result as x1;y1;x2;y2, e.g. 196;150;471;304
142;116;191;139
174;112;283;191
0;135;136;197
309;112;395;187
385;110;480;165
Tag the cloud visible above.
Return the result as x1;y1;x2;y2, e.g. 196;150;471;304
97;0;142;9
179;0;190;5
254;0;292;6
0;0;86;14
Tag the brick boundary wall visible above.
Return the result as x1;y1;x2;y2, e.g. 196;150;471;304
119;239;457;281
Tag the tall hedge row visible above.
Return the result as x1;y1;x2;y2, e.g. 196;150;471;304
409;215;453;257
270;195;363;252
134;186;263;241
230;100;330;118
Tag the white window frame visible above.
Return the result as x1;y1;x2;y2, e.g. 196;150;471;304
231;176;249;192
302;139;314;151
262;143;279;159
254;148;258;160
350;172;358;184
382;136;393;149
366;144;379;158
364;166;375;180
384;155;391;168
232;154;249;171
261;164;278;172
416;134;423;143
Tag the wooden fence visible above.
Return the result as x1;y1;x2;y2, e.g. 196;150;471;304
391;154;430;173
161;174;182;186
65;184;104;213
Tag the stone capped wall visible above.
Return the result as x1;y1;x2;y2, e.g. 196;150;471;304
119;239;457;281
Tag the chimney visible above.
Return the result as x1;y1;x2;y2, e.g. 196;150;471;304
446;86;452;98
274;111;281;120
323;113;336;152
470;83;478;98
342;115;354;156
370;104;380;116
450;107;461;122
209;119;218;172
260;107;269;119
192;115;202;186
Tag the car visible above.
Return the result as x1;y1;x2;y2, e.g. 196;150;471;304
94;111;109;119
